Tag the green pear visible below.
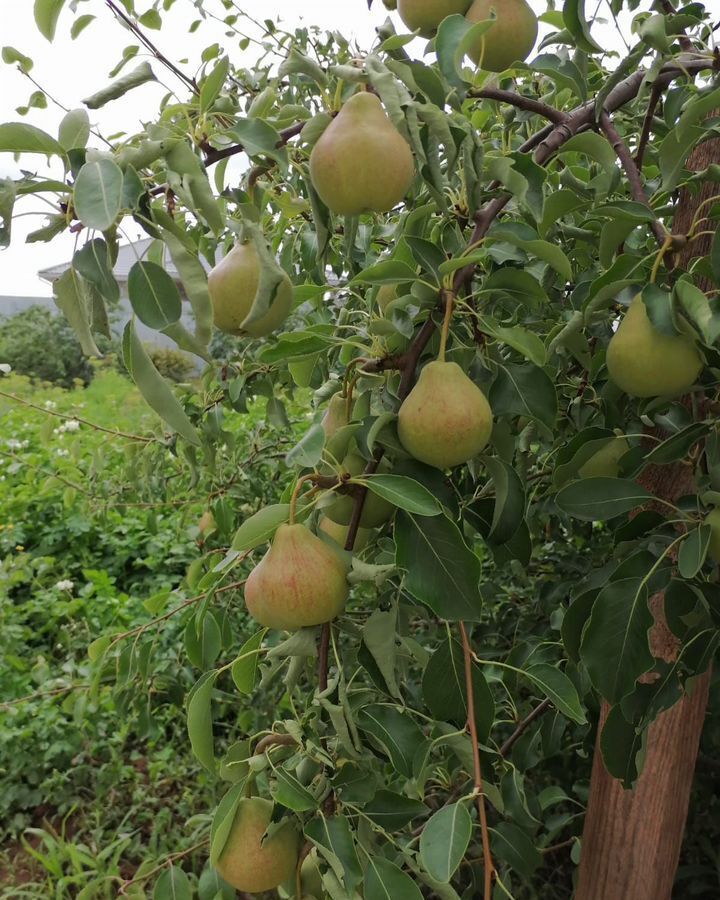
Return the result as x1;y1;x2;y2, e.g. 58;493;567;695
319;516;371;551
578;436;630;478
397;0;471;37
198;510;216;536
465;0;538;72
208;241;293;337
606;295;703;398
376;283;398;315
244;524;349;630
705;508;720;563
324;453;395;528
321;393;349;439
398;360;492;468
215;797;299;893
309;92;414;216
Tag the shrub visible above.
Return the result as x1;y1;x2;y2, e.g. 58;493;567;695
145;346;197;383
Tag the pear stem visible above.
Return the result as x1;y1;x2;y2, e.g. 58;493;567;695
289;474;315;525
438;289;455;363
650;234;674;283
345;373;361;421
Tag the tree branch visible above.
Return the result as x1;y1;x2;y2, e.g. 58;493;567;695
204;120;306;166
634;83;662;170
658;0;694;52
470;87;570;125
499;698;553;758
105;0;198;95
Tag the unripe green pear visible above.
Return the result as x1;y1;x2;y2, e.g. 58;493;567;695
324;453;395;528
208;241;293;337
578;436;630;478
398;360;492;469
397;0;471;37
321;393;349;438
319;516;371;551
214;797;299;893
198;510;216;535
705;508;720;563
465;0;538;72
309;92;414;216
376;283;398;314
244;524;349;630
606;295;703;398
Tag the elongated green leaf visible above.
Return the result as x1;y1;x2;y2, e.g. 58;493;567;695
395;512;482;621
420;802;472;883
363;791;429;831
305;815;362;892
73;238;119;303
53;268;101;356
0;178;16;248
231;504;290;551
58;108;89;150
365;856;423;900
524;664;586;724
209;783;245;865
357;704;424;777
352;260;417;285
83;61;156;109
34;0;66;42
74;159;123;231
678;525;711;579
153;865;191;900
490;362;557;431
482;457;526;544
128;261;182;330
186;670;217;772
0;122;64;156
563;0;602;52
200;56;229;113
362;608;402;699
599;704;646;788
360;475;441;516
270;766;319;812
227;118;287;168
122;322;201;445
231;629;266;694
556;477;653;521
491;822;542;879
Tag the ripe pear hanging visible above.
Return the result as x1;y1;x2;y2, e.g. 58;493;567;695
244;524;349;630
578;436;630;478
323;453;395;528
606;295;703;398
398;361;493;468
319;516;372;551
321;393;349;438
214;797;299;893
397;0;471;37
465;0;538;72
309;92;414;216
208;241;293;337
376;283;398;315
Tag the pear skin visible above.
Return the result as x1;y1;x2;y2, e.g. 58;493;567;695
398;360;493;468
398;0;472;37
208;241;293;337
606;295;703;398
705;508;720;563
578;436;630;478
245;524;349;630
215;797;299;893
376;283;398;315
321;393;349;439
324;453;395;528
319;515;371;551
309;92;414;216
465;0;538;72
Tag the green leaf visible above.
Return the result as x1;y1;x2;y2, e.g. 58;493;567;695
556;477;654;521
362;608;402;699
357;704;424;777
53;268;101;357
659;125;705;193
87;634;112;662
479;320;546;367
419;802;472;883
231;630;266;694
490;363;557;431
678;525;711;579
83;61;156;109
562;0;602;52
186;670;217;772
74;159;123;231
70;14;94;39
270;766;319;812
395;511;482;621
231;504;290;551
490;227;573;281
352;260;417;285
122;321;201;445
0;178;16;248
360;475;441;516
423;635;494;741
200;56;229;113
599;704;646;788
365;856;423;900
580;577;655;703
34;0;66;42
285;424;325;468
2;46;33;72
153;865;191;900
363;791;429;831
226;118;287;168
481;457;526;544
198;867;234;900
209;783;244;865
73;239;119;304
305;816;362;892
524;664;586;724
58;108;89;151
0;122;64;156
127;261;182;330
491;822;543;879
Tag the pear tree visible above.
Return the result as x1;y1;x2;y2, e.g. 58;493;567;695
2;1;720;897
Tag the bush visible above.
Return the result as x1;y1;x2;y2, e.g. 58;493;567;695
145;346;197;382
0;307;96;388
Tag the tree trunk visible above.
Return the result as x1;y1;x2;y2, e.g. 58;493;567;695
575;128;720;899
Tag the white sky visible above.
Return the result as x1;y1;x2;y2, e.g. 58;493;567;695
0;0;628;296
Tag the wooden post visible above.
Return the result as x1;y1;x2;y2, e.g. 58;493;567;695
575;129;720;899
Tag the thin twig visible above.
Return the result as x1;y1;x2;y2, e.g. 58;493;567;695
658;0;694;52
119;840;208;893
205;120;306;166
499;698;553;758
0;683;89;711
459;623;494;900
634;83;662;170
470;87;570;125
318;623;330;692
254;733;297;755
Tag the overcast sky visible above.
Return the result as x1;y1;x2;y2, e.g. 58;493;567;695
0;0;624;297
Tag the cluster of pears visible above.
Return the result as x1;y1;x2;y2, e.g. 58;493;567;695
397;0;538;71
208;239;294;338
606;294;703;398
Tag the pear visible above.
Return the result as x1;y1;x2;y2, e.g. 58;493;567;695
208;241;293;337
465;0;538;72
309;92;414;216
705;508;720;563
198;510;216;536
244;524;349;630
399;360;492;468
397;0;471;37
321;393;349;439
215;797;299;893
376;283;398;315
578;436;630;478
319;516;371;551
324;453;395;528
606;295;703;398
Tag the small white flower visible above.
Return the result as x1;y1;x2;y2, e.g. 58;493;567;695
44;400;57;410
0;363;11;375
55;580;74;591
7;438;28;450
56;448;69;457
64;420;80;432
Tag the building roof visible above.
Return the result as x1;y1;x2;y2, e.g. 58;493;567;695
37;237;195;284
